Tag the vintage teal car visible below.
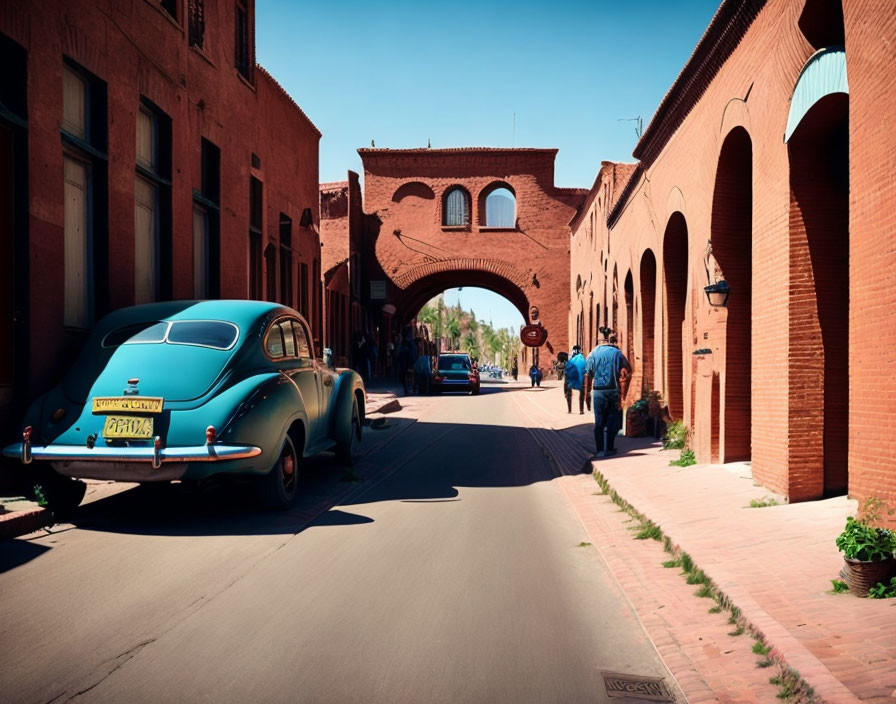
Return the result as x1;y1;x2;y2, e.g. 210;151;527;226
2;300;365;510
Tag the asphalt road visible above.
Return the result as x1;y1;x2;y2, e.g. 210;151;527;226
0;384;677;704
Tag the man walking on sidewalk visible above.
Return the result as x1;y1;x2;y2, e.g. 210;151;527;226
564;345;589;414
585;331;631;456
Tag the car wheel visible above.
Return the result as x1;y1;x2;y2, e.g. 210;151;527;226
35;473;86;518
257;435;299;510
336;398;361;466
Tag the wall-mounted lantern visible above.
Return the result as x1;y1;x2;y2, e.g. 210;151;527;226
703;239;729;307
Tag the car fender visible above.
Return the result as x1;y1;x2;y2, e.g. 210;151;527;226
329;370;365;447
212;372;311;468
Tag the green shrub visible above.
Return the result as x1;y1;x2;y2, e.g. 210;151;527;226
835;516;896;562
662;420;688;450
868;577;896;599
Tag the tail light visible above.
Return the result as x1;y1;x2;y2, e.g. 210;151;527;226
433;375;443;382
205;425;217;444
22;426;33;465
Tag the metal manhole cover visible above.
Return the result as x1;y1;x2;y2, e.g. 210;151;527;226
602;671;675;702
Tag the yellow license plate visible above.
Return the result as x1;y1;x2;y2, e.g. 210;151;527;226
102;415;154;440
92;397;164;414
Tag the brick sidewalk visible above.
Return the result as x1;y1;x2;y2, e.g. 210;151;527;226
514;384;894;704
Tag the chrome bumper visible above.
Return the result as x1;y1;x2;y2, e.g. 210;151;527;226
2;442;262;464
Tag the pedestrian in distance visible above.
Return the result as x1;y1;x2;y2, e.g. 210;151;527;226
511;358;518;381
564;345;590;414
585;330;632;457
397;329;416;395
529;363;543;388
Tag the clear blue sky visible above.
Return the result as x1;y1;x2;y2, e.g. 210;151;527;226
256;0;721;330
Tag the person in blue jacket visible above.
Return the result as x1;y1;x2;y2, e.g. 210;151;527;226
529;363;543;388
564;345;590;414
585;331;632;456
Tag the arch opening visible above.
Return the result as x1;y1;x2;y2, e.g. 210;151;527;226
639;250;657;394
624;271;634;363
663;212;689;422
789;91;849;497
712;127;753;463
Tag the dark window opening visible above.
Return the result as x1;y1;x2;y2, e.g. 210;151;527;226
160;0;177;21
249;176;263;299
188;0;205;49
279;213;293;307
264;243;276;302
299;262;309;319
194;138;220;298
235;1;252;81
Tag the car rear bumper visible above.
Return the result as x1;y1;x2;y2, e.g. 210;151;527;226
3;442;264;482
432;379;478;391
2;442;261;464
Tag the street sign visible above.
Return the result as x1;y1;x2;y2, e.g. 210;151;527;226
520;324;547;347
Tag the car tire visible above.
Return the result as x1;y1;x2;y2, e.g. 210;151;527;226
336;398;361;466
257;435;299;510
36;474;86;518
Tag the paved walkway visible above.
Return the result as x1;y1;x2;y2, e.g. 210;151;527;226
514;383;895;704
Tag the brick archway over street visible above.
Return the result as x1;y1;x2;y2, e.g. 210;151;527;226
359;148;588;366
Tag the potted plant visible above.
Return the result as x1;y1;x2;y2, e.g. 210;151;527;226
835;498;896;597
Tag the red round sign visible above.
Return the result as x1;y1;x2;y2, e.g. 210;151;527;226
520;324;548;347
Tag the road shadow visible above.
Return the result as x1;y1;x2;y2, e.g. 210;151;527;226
0;539;51;573
9;408;662;547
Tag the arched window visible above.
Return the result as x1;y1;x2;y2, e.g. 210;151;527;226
485;187;516;227
443;187;470;226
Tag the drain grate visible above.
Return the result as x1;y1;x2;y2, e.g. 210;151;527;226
602;671;675;702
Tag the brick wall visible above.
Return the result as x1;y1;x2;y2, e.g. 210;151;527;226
0;0;320;439
572;0;896;513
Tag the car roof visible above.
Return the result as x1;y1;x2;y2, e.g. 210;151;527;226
93;300;301;337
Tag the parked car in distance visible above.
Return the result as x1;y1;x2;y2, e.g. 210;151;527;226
432;353;480;395
3;300;365;510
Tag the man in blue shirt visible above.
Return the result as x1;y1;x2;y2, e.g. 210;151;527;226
585;332;632;456
564;345;589;414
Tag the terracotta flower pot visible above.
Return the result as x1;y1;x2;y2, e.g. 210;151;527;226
842;556;896;597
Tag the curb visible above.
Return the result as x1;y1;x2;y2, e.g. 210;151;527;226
590;466;861;704
0;507;52;540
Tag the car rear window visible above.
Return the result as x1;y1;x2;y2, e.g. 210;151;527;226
439;355;471;370
167;321;238;350
103;320;238;350
102;322;168;347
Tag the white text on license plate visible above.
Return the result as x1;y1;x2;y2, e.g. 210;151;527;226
102;415;154;440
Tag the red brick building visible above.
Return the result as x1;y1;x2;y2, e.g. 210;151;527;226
320;172;364;367
0;0;321;442
571;0;896;512
358;148;587;370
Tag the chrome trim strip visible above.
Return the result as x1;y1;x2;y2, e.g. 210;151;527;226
2;443;262;463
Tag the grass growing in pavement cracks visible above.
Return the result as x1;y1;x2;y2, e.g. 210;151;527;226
669;449;696;467
32;484;49;508
591;467;822;703
748;496;779;508
577;542;592;548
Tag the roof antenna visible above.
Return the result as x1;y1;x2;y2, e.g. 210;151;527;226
371;139;375;147
617;116;643;138
427;138;431;148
